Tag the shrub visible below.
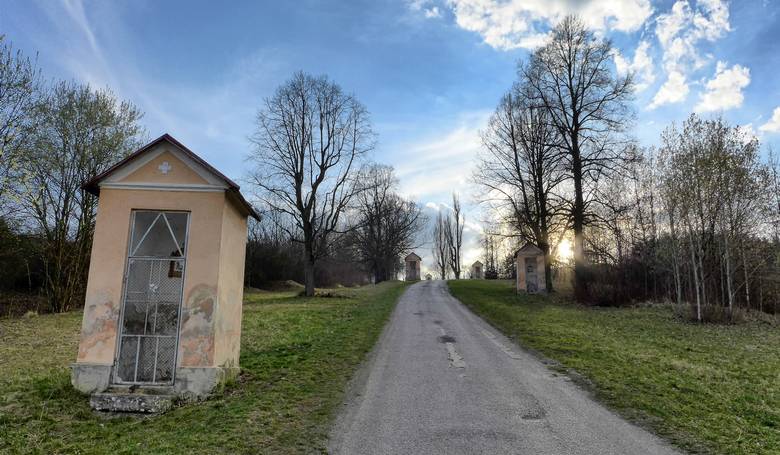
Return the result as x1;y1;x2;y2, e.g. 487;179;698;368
674;303;747;324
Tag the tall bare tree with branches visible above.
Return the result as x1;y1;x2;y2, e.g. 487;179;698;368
444;194;464;279
351;164;426;283
432;211;449;279
249;72;374;296
520;15;635;297
475;85;567;291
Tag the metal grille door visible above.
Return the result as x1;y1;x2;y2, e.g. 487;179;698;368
114;211;189;385
525;258;538;293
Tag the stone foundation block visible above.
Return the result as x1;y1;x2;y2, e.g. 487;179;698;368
174;366;240;397
91;390;174;413
71;363;112;394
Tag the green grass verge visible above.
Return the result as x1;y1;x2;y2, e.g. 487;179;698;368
0;281;407;454
448;279;779;455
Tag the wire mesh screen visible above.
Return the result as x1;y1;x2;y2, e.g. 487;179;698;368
115;211;188;385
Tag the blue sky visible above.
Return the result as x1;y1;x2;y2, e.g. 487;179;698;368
2;0;779;270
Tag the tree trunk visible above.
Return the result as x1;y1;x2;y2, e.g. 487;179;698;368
687;227;702;322
741;247;750;310
669;210;682;305
374;262;389;284
540;239;553;292
303;244;316;297
538;208;554;292
697;237;707;307
571;141;587;297
724;230;734;316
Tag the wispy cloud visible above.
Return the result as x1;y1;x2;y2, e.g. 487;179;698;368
60;0;100;54
389;111;490;274
411;0;652;50
29;0;290;182
393;110;489;201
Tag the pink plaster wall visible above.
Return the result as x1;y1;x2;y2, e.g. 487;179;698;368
76;187;234;370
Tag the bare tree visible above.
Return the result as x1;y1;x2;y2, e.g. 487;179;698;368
626;148;660;298
444;194;464;279
520;15;634;296
0;36;40;217
658;115;772;320
769;147;780;243
482;231;499;279
18;81;144;312
432;211;449;279
249;72;374;296
352;164;427;283
475;85;566;291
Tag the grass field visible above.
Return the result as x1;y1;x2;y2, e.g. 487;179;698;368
448;279;779;455
0;281;406;454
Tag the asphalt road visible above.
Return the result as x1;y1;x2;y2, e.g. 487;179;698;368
328;280;681;455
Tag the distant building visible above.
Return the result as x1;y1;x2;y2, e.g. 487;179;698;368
425;273;433;281
404;253;422;281
515;243;546;294
470;261;484;279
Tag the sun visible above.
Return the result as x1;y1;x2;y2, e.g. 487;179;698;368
557;238;573;262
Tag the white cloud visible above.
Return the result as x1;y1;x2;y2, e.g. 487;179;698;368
651;0;731;106
648;71;689;109
463;219;484;234
655;0;730;73
435;0;652;50
694;61;750;112
614;40;655;92
424;6;441;18
759;107;780;133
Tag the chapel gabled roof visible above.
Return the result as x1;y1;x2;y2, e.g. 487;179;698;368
405;252;422;262
515;242;544;257
82;133;259;220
